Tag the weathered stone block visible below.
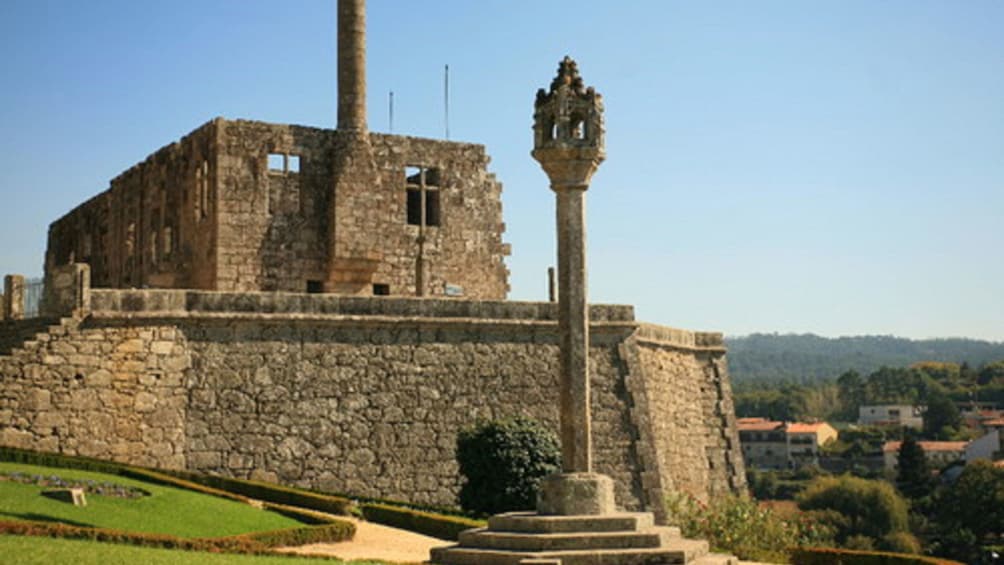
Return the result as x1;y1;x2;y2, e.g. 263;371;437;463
537;473;616;516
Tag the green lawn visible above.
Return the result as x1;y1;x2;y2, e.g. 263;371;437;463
0;462;302;538
0;535;396;565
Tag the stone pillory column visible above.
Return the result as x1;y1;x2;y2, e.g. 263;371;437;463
337;0;366;132
432;56;731;565
532;56;610;515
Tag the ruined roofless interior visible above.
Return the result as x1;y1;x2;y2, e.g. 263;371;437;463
44;2;510;300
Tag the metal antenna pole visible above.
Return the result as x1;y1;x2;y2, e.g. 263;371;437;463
444;64;450;140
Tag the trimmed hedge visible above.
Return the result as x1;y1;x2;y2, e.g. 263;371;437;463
158;468;353;517
0;447;358;550
790;547;966;565
0;446;352;519
121;467;335;526
1;446;492;544
0;446;124;476
0;518;353;554
360;502;484;541
238;521;355;547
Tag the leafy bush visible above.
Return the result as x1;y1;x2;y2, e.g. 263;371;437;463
360;503;484;541
790;547;965;565
665;492;835;563
456;417;560;514
797;475;910;547
238;521;355;546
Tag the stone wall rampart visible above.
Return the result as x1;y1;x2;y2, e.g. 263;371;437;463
1;290;744;514
0;318;189;469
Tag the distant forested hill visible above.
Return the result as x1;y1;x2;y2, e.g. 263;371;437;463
725;333;1004;383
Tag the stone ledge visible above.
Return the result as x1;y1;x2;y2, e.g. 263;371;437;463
634;323;726;352
90;290;634;322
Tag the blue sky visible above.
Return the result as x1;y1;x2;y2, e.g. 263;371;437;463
1;1;1001;341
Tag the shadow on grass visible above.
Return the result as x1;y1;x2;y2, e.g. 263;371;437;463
0;511;95;529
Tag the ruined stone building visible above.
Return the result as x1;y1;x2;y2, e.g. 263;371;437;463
1;0;746;519
45;0;509;299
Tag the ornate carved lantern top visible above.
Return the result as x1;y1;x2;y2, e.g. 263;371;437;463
532;56;605;189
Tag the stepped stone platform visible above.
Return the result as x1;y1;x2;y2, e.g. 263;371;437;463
429;512;737;565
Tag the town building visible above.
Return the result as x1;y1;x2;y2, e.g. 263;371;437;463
736;418;837;470
859;404;924;429
786;421;839;468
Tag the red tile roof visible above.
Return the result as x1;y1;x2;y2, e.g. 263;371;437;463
983;418;1004;427
737;419;784;432
883;440;968;453
787;422;830;434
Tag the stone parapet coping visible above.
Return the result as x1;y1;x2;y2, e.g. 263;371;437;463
89;289;634;322
634;323;726;352
84;290;725;353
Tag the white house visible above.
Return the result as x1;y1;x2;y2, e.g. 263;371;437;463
859;404;924;429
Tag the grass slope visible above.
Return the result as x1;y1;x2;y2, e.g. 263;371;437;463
0;535;395;565
0;462;301;538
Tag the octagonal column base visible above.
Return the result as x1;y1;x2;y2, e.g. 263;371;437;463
537;472;616;516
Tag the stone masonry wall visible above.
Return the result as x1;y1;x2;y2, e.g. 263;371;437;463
622;325;746;520
46;121;219;291
0;318;189;469
213;120;509;298
181;318;644;507
0;290;744;515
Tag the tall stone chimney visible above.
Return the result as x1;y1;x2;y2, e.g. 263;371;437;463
326;0;381;294
337;0;366;132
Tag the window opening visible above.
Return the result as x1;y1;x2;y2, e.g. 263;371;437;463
195;160;210;221
162;226;173;256
125;222;136;257
306;280;324;294
268;153;285;172
149;230;158;266
405;165;441;227
373;283;390;296
268;153;301;174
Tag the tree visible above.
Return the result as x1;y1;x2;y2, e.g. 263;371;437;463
923;390;961;440
895;434;931;498
911;361;962;391
936;460;1004;541
978;360;1004;386
932;461;1004;562
837;370;865;421
455;417;561;515
796;475;911;548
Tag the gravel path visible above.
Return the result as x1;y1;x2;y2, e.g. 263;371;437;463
277;516;451;564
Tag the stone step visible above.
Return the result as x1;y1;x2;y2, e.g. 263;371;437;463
458;527;680;552
431;538;710;565
488;512;658;534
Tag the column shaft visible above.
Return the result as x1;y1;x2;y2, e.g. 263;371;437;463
555;187;591;473
337;0;367;132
